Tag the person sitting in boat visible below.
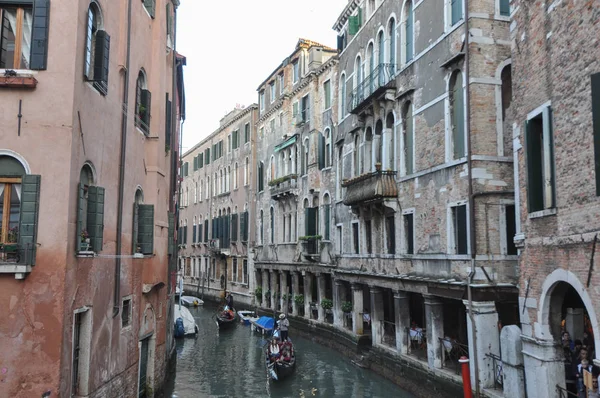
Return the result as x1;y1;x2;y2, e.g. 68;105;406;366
222;308;234;319
225;291;234;311
280;345;291;362
278;313;290;341
268;337;281;362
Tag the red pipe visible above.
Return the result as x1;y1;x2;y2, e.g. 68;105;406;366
459;356;473;398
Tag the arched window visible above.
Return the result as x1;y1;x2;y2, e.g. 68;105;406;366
388;18;396;72
77;164;105;253
260;210;264;244
135;70;151;134
354;55;363;104
270;207;274;244
354;135;360;176
192;216;197;245
244;157;249;186
234;162;239;189
336;146;343;199
227;166;231;192
194;181;198;203
0;155;26;245
84;2;109;94
378;31;386;86
339;72;347;119
386;112;396;171
206;177;210;199
402;1;414;64
450;70;465;159
367;43;375;95
303;138;309;175
270;155;275;181
199;179;203;201
322;194;331;240
403;102;414;175
364;127;373;173
325;128;332;167
375;120;383;166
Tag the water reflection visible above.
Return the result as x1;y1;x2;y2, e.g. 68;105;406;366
167;305;414;398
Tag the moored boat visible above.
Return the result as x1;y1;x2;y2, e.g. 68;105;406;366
174;305;199;337
181;295;204;307
237;310;258;325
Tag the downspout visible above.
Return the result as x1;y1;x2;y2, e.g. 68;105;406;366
172;2;180;292
464;0;480;396
113;0;133;317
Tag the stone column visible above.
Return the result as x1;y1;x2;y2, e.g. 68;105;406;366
424;294;444;369
280;271;288;315
316;274;326;322
304;272;312;319
261;269;269;309
501;325;526;398
370;287;384;346
334;280;345;328
522;336;566;398
352;283;364;335
291;271;300;316
270;270;278;310
463;300;500;389
565;308;584;341
394;290;410;354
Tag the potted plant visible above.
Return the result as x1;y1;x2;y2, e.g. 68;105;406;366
375;162;382;171
264;290;271;301
342;301;353;314
7;226;18;243
282;293;289;302
254;287;263;303
321;298;333;311
294;294;304;307
81;229;90;244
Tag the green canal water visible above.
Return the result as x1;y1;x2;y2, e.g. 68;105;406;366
165;304;415;398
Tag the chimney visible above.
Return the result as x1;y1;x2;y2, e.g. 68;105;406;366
308;47;323;71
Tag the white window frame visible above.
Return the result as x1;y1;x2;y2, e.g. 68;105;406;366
336;223;343;254
270;81;276;103
447;200;470;255
71;306;93;397
401;208;415;254
351;220;360;254
526;101;555;213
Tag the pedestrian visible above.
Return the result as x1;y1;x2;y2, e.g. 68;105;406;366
576;359;593;398
278;313;290;342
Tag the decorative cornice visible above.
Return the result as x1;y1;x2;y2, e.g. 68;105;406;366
333;0;360;32
258;98;286;124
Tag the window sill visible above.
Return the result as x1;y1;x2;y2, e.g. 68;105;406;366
77;251;95;257
528;208;557;219
0;263;32;279
0;75;38;89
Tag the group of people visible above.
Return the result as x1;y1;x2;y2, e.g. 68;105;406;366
220;291;235;319
267;313;292;362
562;330;599;397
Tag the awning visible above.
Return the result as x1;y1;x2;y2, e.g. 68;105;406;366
274;135;297;152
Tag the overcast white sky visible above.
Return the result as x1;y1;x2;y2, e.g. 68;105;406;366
176;0;348;152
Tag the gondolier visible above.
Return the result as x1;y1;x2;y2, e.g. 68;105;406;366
278;313;289;341
225;291;234;311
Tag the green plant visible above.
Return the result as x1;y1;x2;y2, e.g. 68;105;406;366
298;235;322;241
7;226;19;243
341;301;353;313
282;293;289;301
80;229;89;242
255;287;263;302
321;298;333;310
264;290;271;300
294;294;304;306
267;174;298;187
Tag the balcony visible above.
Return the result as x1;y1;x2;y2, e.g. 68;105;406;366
0;242;36;279
342;170;398;206
269;174;299;200
350;63;397;115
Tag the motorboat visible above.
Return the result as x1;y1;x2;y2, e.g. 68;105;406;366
237;310;259;325
174;304;199;337
181;295;204;307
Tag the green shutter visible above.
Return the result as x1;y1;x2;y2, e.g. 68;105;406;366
166;3;172;37
165;96;172;151
204;219;209;242
141;89;152;134
87;186;105;252
240;212;247;241
144;0;156;18
184;162;189;177
231;214;238;241
193;156;198;171
76;183;85;252
293;102;298;117
547;107;556;208
30;0;50;70
525;120;544;212
168;212;174;255
199;153;203;168
406;3;414;62
499;0;510;16
183;223;188;244
138;205;154;254
193;222;197;243
452;73;465;159
18;175;41;265
593;73;600;196
132;203;139;252
93;30;110;95
318;133;326;170
305;207;317;236
198;224;202;243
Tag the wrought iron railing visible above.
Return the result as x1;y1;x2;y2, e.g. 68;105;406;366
486;353;504;390
270;175;298;198
350;63;397;112
342;170;398;206
406;327;427;361
556;384;578;397
381;320;396;348
0;242;35;265
440;338;469;374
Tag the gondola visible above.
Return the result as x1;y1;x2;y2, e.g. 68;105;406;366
214;306;237;329
265;338;296;381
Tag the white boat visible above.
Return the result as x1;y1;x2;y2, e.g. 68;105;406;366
174;305;199;337
181;295;204;307
237;310;259;325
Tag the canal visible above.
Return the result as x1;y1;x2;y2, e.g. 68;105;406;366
164;303;415;398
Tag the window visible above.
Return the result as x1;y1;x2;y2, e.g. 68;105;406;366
243;259;248;284
336;146;343;198
232;257;238;282
352;222;360;254
270;81;276;103
292;60;299;83
525;104;555;212
450;71;465;159
499;0;510;16
353;135;360;176
278;73;284;95
234;163;238;189
302;138;309;175
204;218;209;242
348;7;362;35
121;298;131;327
269;118;275;134
592;74;600;195
244;157;249;186
142;0;156;18
84;3;110;95
197;217;203;242
386;215;396;254
450;204;468;254
339;72;347;119
403;102;414;175
336;225;343;254
228;134;232;153
260;210;264;244
192;217;197;243
324;80;331;109
233;129;239;150
325;129;332;167
269;156;275;181
71;308;92;397
403;212;414;254
77;165;105;253
132;189;154;255
205;148;210;165
300;94;309;122
135;71;151;135
365;220;372;254
258;162;264;192
504;205;517;255
259;91;265;112
0;0;50;71
244;123;250;144
403;1;414;64
241;210;249;242
270;207;274;243
388;18;396;71
451;0;463;26
323;195;331;240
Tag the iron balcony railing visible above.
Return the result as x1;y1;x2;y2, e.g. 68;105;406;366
342;170;398;206
556;384;578;397
486;353;504;390
0;242;36;266
381;320;396;348
269;174;299;199
440;338;469;375
350;63;397;113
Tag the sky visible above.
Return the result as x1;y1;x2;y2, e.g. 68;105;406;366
176;0;348;153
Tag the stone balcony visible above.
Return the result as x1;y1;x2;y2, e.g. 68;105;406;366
349;63;397;115
269;174;299;200
342;170;398;207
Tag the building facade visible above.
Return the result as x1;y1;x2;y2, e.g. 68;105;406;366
330;0;516;394
512;1;600;397
252;39;339;322
0;0;183;397
178;104;258;306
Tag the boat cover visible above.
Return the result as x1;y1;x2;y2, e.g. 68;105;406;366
253;316;275;331
174;305;197;335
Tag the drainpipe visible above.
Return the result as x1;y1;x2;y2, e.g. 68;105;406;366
113;0;133;318
464;0;480;396
172;2;180;295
